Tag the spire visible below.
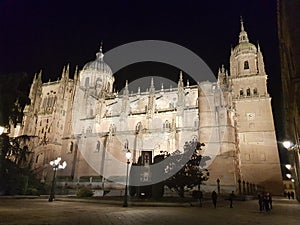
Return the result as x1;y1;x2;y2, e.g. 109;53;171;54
61;66;66;79
178;71;184;87
239;17;249;43
151;77;154;87
123;80;129;96
240;16;244;31
96;41;104;60
149;77;155;94
33;73;37;82
74;65;78;81
65;63;70;79
37;70;42;83
257;41;261;52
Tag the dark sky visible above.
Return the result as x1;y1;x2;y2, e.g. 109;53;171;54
0;0;283;137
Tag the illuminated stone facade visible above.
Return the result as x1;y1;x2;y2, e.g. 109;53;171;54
17;20;283;194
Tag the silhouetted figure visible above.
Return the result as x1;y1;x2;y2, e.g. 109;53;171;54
199;191;203;207
287;191;291;199
264;193;270;212
269;193;272;209
291;191;295;199
212;191;218;208
229;191;235;208
258;194;264;212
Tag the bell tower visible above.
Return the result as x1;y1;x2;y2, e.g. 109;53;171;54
229;18;282;194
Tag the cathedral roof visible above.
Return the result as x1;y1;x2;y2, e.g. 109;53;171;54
83;45;112;75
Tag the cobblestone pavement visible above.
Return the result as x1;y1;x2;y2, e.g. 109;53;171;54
0;197;299;225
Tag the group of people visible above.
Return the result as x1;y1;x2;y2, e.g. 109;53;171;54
211;190;275;212
258;192;272;212
285;191;295;199
211;190;235;208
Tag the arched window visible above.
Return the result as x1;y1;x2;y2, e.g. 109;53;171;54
164;120;170;129
109;124;116;133
96;78;102;88
35;154;40;163
107;82;110;91
194;119;199;129
244;61;249;69
69;142;73;153
96;141;100;152
246;88;251;96
87;126;92;133
124;139;129;150
240;89;244;96
253;88;258;96
136;122;142;133
85;77;90;88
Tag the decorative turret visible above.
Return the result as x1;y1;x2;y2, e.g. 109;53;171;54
121;80;130;115
257;43;266;75
218;65;230;91
239;17;249;43
230;18;257;77
230;18;268;99
177;71;185;108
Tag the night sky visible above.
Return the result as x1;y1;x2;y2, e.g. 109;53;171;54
0;1;284;140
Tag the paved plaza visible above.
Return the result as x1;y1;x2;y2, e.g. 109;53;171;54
0;197;299;225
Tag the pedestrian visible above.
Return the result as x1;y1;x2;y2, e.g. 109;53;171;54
269;193;272;209
229;191;235;208
291;191;295;199
287;191;291;199
263;193;270;212
199;191;203;207
258;194;264;212
212;190;218;208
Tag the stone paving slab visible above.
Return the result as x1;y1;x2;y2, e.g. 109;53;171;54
0;197;299;225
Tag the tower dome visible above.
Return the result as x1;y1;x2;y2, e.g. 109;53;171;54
83;47;113;75
232;18;257;55
80;44;115;95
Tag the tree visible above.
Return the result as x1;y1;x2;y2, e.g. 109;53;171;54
0;73;42;195
0;73;30;126
165;140;209;197
0;133;39;195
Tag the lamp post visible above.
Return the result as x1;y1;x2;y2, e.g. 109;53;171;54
0;126;5;135
48;157;67;202
282;140;300;201
123;148;131;207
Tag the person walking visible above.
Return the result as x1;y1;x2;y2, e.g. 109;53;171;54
263;193;270;212
269;193;273;209
258;194;264;212
287;191;291;199
229;191;235;208
212;191;218;208
291;191;295;200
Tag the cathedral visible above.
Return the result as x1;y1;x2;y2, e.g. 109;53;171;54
16;20;283;195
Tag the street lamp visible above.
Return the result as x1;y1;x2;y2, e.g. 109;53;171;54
48;157;67;202
283;141;293;149
285;164;292;170
0;126;5;135
123;147;131;207
282;140;300;201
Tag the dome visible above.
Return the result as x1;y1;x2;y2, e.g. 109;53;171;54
233;42;257;55
82;48;113;75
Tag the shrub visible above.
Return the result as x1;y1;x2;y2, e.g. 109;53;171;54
76;186;94;197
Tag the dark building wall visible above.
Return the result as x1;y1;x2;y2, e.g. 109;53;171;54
277;0;300;201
